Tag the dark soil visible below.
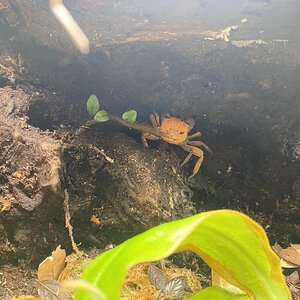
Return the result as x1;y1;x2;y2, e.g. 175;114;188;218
0;0;299;298
0;265;37;299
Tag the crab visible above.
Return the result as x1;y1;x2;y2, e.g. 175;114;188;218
141;112;212;179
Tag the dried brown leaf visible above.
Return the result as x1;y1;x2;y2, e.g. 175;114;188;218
280;258;300;269
279;246;300;266
272;242;283;255
37;245;66;282
292;244;300;255
286;270;300;286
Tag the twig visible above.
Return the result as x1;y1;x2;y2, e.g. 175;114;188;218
63;189;82;257
90;145;114;164
77;115;173;140
108;114;173;140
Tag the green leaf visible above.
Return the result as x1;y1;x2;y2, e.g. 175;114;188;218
75;210;291;300
94;110;109;122
122;110;137;123
87;94;100;116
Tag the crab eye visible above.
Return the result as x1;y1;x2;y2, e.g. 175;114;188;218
180;131;185;134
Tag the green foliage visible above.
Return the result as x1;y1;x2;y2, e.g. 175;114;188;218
75;209;291;300
94;110;109;122
122;110;137;123
86;94;100;116
86;94;137;123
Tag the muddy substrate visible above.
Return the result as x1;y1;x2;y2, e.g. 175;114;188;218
0;85;197;261
0;0;300;297
0;41;299;295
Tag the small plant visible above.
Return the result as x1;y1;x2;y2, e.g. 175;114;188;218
75;209;291;300
87;94;137;123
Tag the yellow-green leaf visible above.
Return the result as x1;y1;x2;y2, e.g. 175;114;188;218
75;210;291;300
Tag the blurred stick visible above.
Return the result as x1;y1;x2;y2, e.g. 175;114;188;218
49;0;90;54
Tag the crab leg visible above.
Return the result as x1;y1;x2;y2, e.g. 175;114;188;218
149;112;160;128
187;140;212;154
142;133;159;147
180;144;204;179
188;131;202;139
181;152;193;167
142;112;161;147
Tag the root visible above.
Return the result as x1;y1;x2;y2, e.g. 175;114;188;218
63;189;82;258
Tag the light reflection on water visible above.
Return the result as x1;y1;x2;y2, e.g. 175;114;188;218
103;0;300;41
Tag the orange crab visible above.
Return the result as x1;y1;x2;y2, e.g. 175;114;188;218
141;112;212;179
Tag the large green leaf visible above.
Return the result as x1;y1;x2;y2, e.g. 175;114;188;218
75;210;291;300
87;94;100;116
